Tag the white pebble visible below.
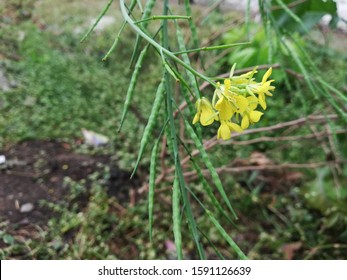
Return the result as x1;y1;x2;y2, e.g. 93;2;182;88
20;203;34;213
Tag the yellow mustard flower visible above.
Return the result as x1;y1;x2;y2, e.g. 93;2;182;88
192;66;275;140
217;120;243;140
214;79;249;116
232;68;257;85
254;67;275;110
214;95;234;121
192;97;217;126
212;81;226;105
232;95;249;114
241;96;264;129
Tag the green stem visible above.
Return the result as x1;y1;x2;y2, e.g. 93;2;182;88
173;42;250;55
162;0;205;260
135;15;191;24
119;0;215;87
101;0;138;60
102;21;127;61
80;0;114;43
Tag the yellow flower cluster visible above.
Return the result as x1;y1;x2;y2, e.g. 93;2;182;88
193;67;275;140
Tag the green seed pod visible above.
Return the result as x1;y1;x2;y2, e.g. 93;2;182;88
132;79;165;177
119;44;149;131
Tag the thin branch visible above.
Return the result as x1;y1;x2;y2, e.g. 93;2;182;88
201;48;232;71
271;0;308;11
228;129;347;145
180;160;347;181
196;0;225;26
304;243;347;260
200;21;241;48
324;124;343;186
179;114;339;167
163;114;340;183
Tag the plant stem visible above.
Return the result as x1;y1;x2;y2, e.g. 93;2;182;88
173;42;250;55
135;15;191;24
119;0;216;87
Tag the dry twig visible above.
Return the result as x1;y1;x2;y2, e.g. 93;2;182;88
179;160;347;181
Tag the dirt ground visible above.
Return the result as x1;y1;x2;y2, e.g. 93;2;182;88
0;140;138;226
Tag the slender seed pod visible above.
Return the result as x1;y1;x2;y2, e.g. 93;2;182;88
141;0;157;29
172;176;183;259
205;210;247;260
131;79;165;177
186;186;247;259
185;119;237;219
148;140;159;242
119;44;149;131
163;3;205;255
184;0;200;51
190;158;234;225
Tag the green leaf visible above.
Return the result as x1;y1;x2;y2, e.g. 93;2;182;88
3;234;15;245
271;0;338;33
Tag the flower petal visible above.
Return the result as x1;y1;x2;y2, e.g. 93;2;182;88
195;98;202;110
261;82;275;96
217;121;231;140
249;111;263;123
193;97;215;125
241;68;257;78
227;122;243;133
192;113;200;124
247;96;258;111
241;114;250;129
234;95;249;113
215;96;234;121
224;79;231;90
200;110;215;126
258;94;267;110
262;67;272;84
198;98;215;126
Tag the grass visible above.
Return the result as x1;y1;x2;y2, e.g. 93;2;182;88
0;0;347;260
0;2;163;168
2;165;347;259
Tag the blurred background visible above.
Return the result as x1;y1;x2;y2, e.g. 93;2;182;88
0;0;347;259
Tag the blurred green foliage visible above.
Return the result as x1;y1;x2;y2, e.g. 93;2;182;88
271;0;339;32
0;17;164;173
0;21;158;141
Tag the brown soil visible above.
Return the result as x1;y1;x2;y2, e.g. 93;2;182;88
0;140;138;225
